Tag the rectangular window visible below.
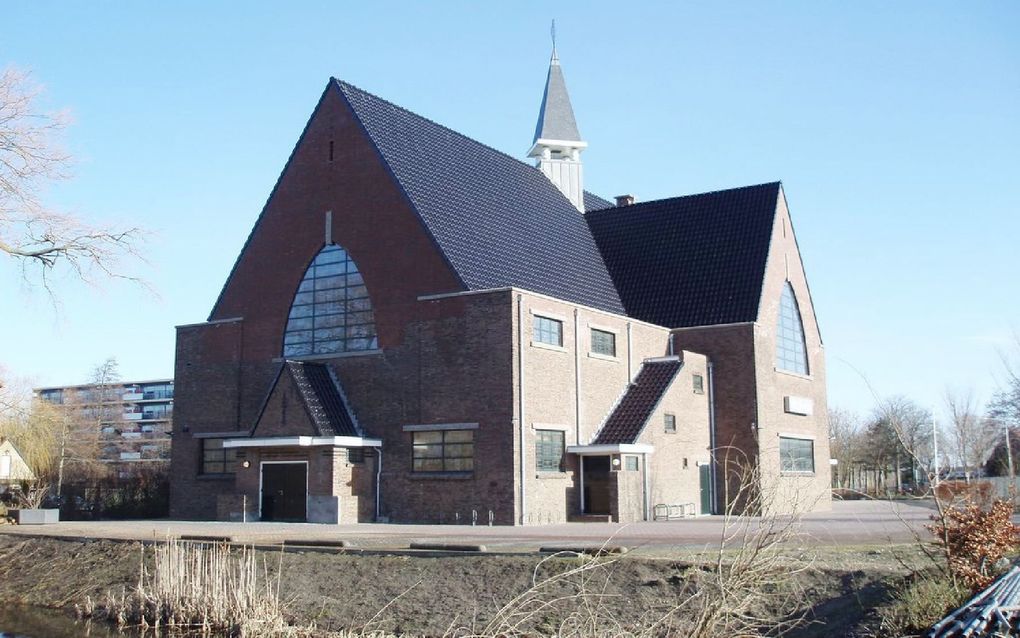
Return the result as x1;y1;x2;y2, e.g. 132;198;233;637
624;455;639;471
535;429;565;472
693;374;704;394
779;437;815;473
664;413;677;433
533;316;563;347
412;430;474;473
200;438;237;475
590;328;616;357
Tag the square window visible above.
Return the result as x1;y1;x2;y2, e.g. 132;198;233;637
412;429;474;473
535;429;565;472
624;455;639;471
779;437;815;473
664;413;677;433
533;316;563;347
199;438;237;475
590;328;616;357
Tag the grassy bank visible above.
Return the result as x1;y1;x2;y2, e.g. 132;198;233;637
0;535;929;636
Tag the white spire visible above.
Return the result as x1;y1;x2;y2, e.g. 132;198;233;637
528;23;587;212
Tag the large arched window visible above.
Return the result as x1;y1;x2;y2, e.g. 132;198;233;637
283;244;377;357
776;282;808;375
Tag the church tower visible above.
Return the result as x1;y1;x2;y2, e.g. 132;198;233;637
528;37;587;212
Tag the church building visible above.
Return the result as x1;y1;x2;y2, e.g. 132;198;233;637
169;48;831;525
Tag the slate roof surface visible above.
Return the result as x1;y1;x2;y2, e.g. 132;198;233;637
583;191;613;212
586;183;780;328
593;358;683;445
533;55;582;143
285;361;359;437
336;80;625;315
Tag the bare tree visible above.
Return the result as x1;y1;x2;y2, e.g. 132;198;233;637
828;407;862;489
989;332;1020;429
1;66;141;289
945;388;995;479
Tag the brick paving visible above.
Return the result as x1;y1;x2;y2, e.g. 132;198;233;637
0;499;937;554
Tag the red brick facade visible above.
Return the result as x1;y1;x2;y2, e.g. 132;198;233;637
169;82;830;524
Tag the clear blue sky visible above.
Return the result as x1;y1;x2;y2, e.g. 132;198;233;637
4;2;1018;422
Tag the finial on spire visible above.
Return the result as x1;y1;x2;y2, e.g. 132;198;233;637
550;19;558;62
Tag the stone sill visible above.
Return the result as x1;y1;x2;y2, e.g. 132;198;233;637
779;472;817;478
531;341;567;353
408;472;474;481
587;352;619;363
774;367;813;381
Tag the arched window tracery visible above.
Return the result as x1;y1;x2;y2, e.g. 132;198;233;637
282;244;377;356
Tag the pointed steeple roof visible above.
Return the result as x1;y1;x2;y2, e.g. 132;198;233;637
533;49;582;144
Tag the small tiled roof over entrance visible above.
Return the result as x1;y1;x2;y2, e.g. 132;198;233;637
285;361;359;437
592;358;683;445
586;182;781;328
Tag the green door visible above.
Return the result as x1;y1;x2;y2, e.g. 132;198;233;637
699;464;712;515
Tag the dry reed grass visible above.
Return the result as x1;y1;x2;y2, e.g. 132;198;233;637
78;537;301;636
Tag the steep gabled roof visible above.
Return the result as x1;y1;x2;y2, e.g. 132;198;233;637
335;80;625;315
285;361;360;437
586;182;780;328
593;358;683;445
253;361;360;437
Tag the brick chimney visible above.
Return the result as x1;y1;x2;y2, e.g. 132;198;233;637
615;194;635;207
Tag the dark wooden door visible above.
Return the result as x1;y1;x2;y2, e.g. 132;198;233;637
261;463;307;522
699;464;713;515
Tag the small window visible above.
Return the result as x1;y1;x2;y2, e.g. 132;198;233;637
200;439;237;475
624;455;639;471
664;413;677;433
535;429;565;472
412;430;474;473
779;437;815;473
533;316;563;347
683;457;689;469
590;328;616;357
693;374;704;394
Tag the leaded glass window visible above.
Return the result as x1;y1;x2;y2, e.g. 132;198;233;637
590;328;616;357
533;316;562;346
535;429;565;472
283;244;378;357
776;282;809;375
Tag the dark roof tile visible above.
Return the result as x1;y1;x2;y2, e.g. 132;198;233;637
586;183;780;327
286;361;359;437
336;80;625;315
593;358;683;445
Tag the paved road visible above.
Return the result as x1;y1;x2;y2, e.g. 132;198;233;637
0;499;938;553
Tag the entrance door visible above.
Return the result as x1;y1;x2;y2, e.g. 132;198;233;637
582;456;612;514
699;464;713;515
261;463;307;522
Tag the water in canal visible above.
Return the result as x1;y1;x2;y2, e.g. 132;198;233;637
0;605;133;638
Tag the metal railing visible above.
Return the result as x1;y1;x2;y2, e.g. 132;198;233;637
928;563;1020;637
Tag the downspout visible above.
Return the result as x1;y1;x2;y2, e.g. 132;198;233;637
642;452;650;521
707;359;718;514
373;446;383;521
573;309;581;445
517;294;527;525
626;323;633;381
